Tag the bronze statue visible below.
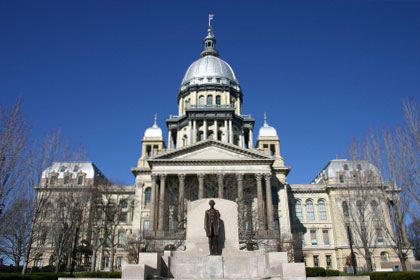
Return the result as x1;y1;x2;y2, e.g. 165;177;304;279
204;200;220;255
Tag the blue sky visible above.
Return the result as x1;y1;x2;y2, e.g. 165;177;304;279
1;0;419;185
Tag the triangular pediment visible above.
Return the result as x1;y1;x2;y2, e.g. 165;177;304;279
151;140;272;161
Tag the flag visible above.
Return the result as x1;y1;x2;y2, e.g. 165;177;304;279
209;14;214;20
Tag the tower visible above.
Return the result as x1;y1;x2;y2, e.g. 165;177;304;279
166;21;255;149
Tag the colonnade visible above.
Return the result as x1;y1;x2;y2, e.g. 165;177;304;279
148;172;275;233
167;120;254;149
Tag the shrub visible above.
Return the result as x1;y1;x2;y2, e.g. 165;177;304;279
75;272;121;278
305;267;326;276
325;269;340;276
368;271;420;280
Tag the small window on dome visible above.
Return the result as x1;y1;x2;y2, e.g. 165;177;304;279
216;95;221;105
199;96;205;105
207;95;213;105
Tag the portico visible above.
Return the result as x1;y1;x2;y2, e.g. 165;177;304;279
141;140;281;238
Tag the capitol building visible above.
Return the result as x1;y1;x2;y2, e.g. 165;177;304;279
34;22;415;273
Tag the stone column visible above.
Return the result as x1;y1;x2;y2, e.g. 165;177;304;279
193;120;197;143
150;174;158;231
158;173;167;231
176;129;180;148
264;173;275;231
249;129;253;148
229;120;233;144
215;120;218;140
240;130;244;148
203;120;207;140
224;120;228;142
217;173;224;198
188;120;192;145
256;173;266;230
198;173;205;199
178;173;186;229
168;130;172;149
236;173;244;230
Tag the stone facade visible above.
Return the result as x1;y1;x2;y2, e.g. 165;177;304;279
33;23;415;273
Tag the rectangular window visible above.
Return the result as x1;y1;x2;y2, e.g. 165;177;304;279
311;230;317;246
117;257;123;270
377;230;384;245
313;255;319;267
64;176;69;184
77;176;83;185
326;255;332;269
339;175;344;183
143;220;150;234
50;176;56;185
274;219;279;231
103;256;110;270
323;230;330;246
118;232;125;248
298;231;305;248
119;212;127;223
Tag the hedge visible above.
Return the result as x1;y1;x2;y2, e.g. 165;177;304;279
366;271;420;280
0;272;122;280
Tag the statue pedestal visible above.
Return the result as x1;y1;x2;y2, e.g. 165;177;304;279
122;199;306;279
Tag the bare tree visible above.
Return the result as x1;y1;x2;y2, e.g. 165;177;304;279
0;99;30;212
407;220;420;261
90;183;124;272
124;231;147;264
22;130;85;274
49;191;90;273
347;98;420;271
0;197;33;266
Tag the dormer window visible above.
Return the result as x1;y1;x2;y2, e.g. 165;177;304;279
50;176;56;185
77;176;83;185
357;164;362;170
60;165;66;172
64;176;69;184
343;164;349;170
73;165;79;172
339;175;344;183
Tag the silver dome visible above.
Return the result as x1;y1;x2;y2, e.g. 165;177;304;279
258;113;278;137
180;56;239;91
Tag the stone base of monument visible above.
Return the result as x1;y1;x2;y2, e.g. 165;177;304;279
121;251;305;279
122;199;306;280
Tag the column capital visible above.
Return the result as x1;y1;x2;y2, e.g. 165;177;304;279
236;173;244;181
159;173;167;180
151;174;158;180
217;172;224;180
264;173;272;180
197;173;205;180
178;173;186;181
255;173;263;181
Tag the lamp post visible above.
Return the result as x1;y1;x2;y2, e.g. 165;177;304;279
346;222;357;274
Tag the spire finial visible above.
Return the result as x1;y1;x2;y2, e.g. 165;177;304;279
209;13;214;28
200;14;219;58
264;112;268;126
153;113;157;127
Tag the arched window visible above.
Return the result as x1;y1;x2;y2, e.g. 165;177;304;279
342;201;349;218
199;96;204;105
380;252;388;262
371;200;378;216
356;200;363;214
207;95;213;105
216;95;221;105
306;200;315;221
295;200;303;222
145;188;151;204
318;199;327;221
